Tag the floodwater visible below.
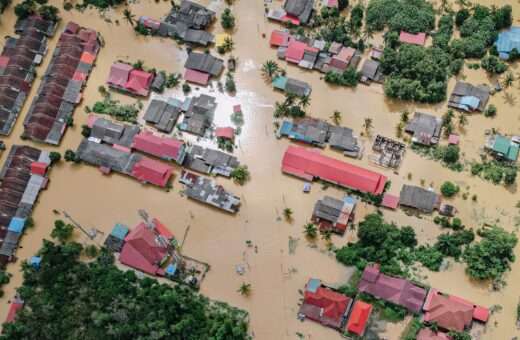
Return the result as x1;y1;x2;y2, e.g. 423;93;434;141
0;0;519;339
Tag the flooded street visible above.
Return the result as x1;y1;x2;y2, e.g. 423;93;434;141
1;0;520;338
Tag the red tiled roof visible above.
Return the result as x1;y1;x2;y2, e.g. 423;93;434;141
417;329;452;340
382;193;399;209
153;218;175;242
126;69;153;96
215;127;234;140
80;52;95;64
281;14;300;26
107;62;132;88
64;22;79;34
118;222;167;275
358;266;427;313
282;146;387;195
184;68;210;85
448;294;490;323
132;130;184;160
269;30;291;47
347;301;371;335
285;40;319;63
399;31;426;46
30;162;48;176
5;301;24;324
299;279;351;330
423;290;474;332
131;157;173;187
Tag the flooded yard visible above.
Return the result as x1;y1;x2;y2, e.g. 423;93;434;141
0;0;520;339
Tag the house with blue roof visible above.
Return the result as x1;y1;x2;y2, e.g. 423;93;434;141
448;82;490;112
494;27;520;60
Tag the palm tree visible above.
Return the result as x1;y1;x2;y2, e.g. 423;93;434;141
438;0;449;13
122;8;136;26
274;101;289;118
133;59;145;71
320;229;332;243
331;110;342;125
284;91;297;107
456;0;469;8
362;117;373;135
222;36;235;53
303;222;318;240
237;283;252;297
282;208;293;221
400;110;410;123
457;112;468;126
362;29;374;41
442;109;454;126
443;121;454;138
501;72;516;90
261;60;279;79
299;95;310;111
395;122;404;137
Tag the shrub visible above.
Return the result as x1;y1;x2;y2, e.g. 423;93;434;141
49;151;61;164
440;181;459;197
230;165;249;185
64;150;79;163
182;83;191;93
221;8;235;29
484;104;497;117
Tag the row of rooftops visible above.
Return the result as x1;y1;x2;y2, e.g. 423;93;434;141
21;22;99;145
0;17;56;136
0;145;51;269
300;265;489;334
183;52;224;85
107;62;155;97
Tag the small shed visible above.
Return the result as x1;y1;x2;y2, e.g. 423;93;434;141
166;263;177;277
215;127;235;140
29;256;42;269
111;223;130;240
30;162;48;176
448;134;459;145
8;217;25;233
382;194;399;210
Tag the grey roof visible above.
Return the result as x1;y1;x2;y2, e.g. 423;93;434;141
289;117;329;146
360;59;380;80
164;0;215;30
328;125;359;153
151;73;165;90
0;231;21;256
448;82;490;112
76;140;140;174
143;99;180;133
184;29;214;46
284;0;314;24
90;117;140;148
313;196;344;222
404;112;442;145
184;52;224;76
180;94;216;135
399;185;439;213
183;173;240;213
183;145;239;177
285;78;312;96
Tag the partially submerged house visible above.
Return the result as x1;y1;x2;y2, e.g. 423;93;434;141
283;0;315;25
486;134;519;163
399;31;426;46
494;26;520;59
183;144;239;177
298;278;352;331
179;171;240;213
104;223;130;252
423;289;490;332
328;125;360;157
215;127;235;141
399;185;441;213
0;145;51;269
416;329;452;340
448;82;490;112
358;265;427;313
282;146;387;195
271;76;312;96
311;196;356;234
132;130;186;164
404;112;442;146
88;116;140;148
360;59;384;84
4;297;24;324
370;135;406;170
159;0;215;46
346;301;372;336
22;22;99;145
143;99;181;133
0;17;56;136
178;94;217;135
107;62;154;97
184;52;223;85
327;46;362;73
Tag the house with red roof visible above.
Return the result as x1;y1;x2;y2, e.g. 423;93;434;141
30;162;48;176
215;127;235;141
282;146;387;195
417;328;452;340
131;157;173;187
358;265;427;313
269;30;292;47
132;130;186;164
423;289;490;332
346;301;372;335
298;278;352;331
399;31;427;46
4;299;24;324
118;221;169;276
106;62;154;97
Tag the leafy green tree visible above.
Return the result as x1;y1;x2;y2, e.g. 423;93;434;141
224;71;236;93
440;181;459;197
49;151;61;164
50;220;74;242
221;8;235;29
64;150;78;163
484;104;497;117
230;165;249;185
481;55;508;74
400;226;417;248
81;124;91;138
442;145;460;164
24;216;34;228
14;0;36;19
39;4;59;21
85;245;98;258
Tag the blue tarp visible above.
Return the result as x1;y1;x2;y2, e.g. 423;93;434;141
8;217;25;233
460;95;480;110
307;278;320;293
342;196;357;205
30;256;42;269
111;223;130;240
166;264;177;276
494;27;520;59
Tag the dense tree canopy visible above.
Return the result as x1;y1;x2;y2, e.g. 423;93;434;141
2;241;249;339
365;0;435;33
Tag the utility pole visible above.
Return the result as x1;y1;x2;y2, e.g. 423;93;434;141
62;211;96;239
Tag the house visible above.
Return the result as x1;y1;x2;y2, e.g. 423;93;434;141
423;289;490;332
278;118;329;147
448;82;490;112
269;30;292;47
328;125;360;157
271;76;312;96
184;52;223;84
106;62;154;97
370;48;383;60
22;23;99;145
132;130;186;164
404;112;442;146
284;0;315;25
178;94;217;135
118;221;170;276
298;278;352;331
360;59;384;84
488;135;519;163
311;196;356;234
4;298;24;324
0;17;55;136
104;223;130;252
416;329;452;340
215;127;235;141
143;99;181;133
183;144;240;177
399;185;441;213
358;265;427;313
382;193;400;210
329;46;361;72
88;116;140;148
131;157;173;187
322;0;338;8
138;16;161;30
399;31;426;46
179;171;240;213
282;146;387;195
494;26;520;59
346;301;372;335
371;135;406;169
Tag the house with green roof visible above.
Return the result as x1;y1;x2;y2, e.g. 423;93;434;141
491;135;519;162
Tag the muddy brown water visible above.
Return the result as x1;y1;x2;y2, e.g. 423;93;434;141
0;0;519;339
